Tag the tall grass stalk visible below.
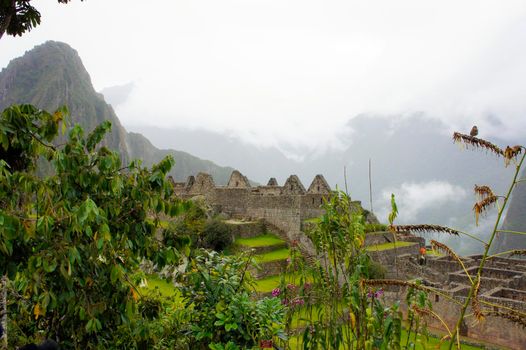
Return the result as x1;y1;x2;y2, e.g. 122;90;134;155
447;146;526;350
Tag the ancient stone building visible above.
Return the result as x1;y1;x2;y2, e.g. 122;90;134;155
385;251;526;349
171;170;362;242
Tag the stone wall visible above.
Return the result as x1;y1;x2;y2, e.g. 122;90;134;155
382;286;526;349
171;171;356;244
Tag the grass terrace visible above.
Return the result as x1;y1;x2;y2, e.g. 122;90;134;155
256;248;290;263
365;241;417;251
235;233;285;247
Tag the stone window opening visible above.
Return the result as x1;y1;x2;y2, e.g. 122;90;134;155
236;181;239;187
435;294;439;302
312;198;315;204
317;185;320;192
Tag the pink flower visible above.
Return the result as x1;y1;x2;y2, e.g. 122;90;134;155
271;288;281;297
281;298;289;306
303;282;312;290
294;298;305;306
287;283;296;291
367;288;384;299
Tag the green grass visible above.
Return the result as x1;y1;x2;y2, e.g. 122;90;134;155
285;327;483;349
256;248;290;263
254;273;312;293
142;275;181;300
366;241;417;251
235;233;285;247
254;275;282;292
427;249;444;257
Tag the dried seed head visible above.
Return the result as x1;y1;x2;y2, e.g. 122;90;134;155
453;132;504;157
412;305;433;318
473;195;498;226
431;240;463;266
510;250;526;257
486;310;526;329
364;279;428;293
504;146;523;167
474;185;495;199
389;224;460;236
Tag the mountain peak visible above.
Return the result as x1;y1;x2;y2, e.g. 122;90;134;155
0;41;236;185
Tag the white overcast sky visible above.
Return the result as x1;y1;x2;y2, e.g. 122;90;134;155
1;0;526;153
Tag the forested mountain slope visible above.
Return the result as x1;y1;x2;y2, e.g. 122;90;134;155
0;41;234;184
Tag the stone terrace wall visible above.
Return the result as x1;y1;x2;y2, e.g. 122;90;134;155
382;286;526;349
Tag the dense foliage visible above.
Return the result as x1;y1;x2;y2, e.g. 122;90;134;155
180;251;286;349
274;192;432;349
0;104;186;347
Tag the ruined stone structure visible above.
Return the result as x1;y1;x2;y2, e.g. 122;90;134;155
170;171;363;243
384;251;526;349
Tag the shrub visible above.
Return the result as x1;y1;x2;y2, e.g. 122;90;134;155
368;260;387;279
180;251;286;347
364;223;388;233
200;219;233;252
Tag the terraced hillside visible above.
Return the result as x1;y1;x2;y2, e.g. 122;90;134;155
228;220;291;293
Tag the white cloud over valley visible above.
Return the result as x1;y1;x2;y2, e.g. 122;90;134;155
1;0;525;156
376;181;468;223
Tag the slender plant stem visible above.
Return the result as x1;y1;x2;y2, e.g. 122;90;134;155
486;249;526;260
479;299;526;317
496;229;526;235
405;313;414;348
1;275;7;349
447;151;526;350
455;230;488;245
369;158;373;213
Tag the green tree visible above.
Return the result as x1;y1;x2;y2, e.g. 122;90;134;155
0;104;186;348
0;0;82;40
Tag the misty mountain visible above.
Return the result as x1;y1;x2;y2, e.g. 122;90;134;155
494;166;526;253
127;115;525;254
0;41;129;162
0;41;234;184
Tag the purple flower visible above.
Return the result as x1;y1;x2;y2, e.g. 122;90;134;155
271;288;281;297
294;298;305;306
287;283;296;291
281;298;289;306
367;288;384;299
303;282;312;290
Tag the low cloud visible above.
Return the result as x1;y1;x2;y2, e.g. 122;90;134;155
376;181;467;223
3;1;525;158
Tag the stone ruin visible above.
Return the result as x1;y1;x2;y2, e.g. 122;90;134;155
170;170;365;243
384;248;526;348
